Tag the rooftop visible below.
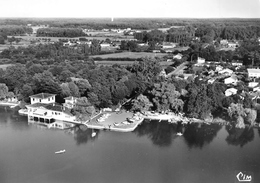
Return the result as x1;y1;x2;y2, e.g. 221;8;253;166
26;102;71;114
29;93;56;99
247;68;260;74
64;96;78;100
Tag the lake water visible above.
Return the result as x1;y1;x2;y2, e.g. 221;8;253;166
0;107;260;183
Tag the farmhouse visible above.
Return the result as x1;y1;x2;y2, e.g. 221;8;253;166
219;68;233;76
224;75;238;85
248;82;259;88
100;43;111;48
161;42;176;49
173;53;183;60
225;88;237;97
247;68;260;78
197;57;205;64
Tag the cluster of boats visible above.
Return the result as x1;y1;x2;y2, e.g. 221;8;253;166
97;113;111;122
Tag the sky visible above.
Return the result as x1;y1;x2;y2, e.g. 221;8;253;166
0;0;260;18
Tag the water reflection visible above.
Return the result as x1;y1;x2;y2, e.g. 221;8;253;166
0;107;29;130
134;120;179;147
183;123;222;149
28;121;100;146
72;125;100;145
225;125;254;147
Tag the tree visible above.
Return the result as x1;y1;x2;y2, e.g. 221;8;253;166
228;103;246;128
27;64;44;76
32;71;62;95
4;64;27;93
75;79;91;96
60;83;71;97
0;83;9;100
0;35;5;44
248;51;260;66
59;70;74;82
131;94;153;112
148;82;184;113
68;82;80;97
20;84;34;102
185;82;212;119
72;97;95;123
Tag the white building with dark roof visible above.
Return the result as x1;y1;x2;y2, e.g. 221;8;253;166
30;93;56;104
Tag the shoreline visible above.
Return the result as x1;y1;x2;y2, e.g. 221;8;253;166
0;101;20;108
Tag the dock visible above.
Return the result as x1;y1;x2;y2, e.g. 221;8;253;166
83;111;144;132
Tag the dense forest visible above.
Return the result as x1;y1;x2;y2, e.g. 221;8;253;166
36;28;85;37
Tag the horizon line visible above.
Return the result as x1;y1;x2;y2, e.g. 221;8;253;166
0;17;260;19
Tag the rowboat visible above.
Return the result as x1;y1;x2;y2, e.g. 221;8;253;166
91;132;97;137
55;149;66;154
176;132;183;136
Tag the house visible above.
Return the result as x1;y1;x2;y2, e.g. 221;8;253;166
220;39;228;45
248;82;259;88
63;41;73;46
231;61;243;66
100;43;111;48
173;53;183;60
224;75;238;85
197;57;205;64
247;68;260;78
225;88;237;96
228;42;238;48
63;96;78;109
161;42;176;49
215;65;223;72
25;93;76;129
30;93;56;105
253;87;260;92
218;68;233;76
208;78;215;84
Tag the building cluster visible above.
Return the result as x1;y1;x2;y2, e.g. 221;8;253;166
23;93;79;129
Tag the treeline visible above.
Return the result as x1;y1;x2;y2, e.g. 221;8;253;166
0;25;32;35
195;25;260;41
134;27;195;46
0;41;102;62
0;25;32;44
36;28;85;37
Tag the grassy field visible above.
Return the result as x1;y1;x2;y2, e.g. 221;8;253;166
91;52;168;59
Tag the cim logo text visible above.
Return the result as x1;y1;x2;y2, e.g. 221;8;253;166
236;171;253;182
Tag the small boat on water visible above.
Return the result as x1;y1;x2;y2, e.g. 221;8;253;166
55;149;66;154
91;132;97;137
176;132;183;136
18;109;28;116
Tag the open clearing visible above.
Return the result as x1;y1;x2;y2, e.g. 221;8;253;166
91;52;168;59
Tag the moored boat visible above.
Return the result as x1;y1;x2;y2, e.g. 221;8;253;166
18;109;28;116
176;132;183;136
55;149;66;154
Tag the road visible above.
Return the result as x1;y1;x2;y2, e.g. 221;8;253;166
166;61;188;78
